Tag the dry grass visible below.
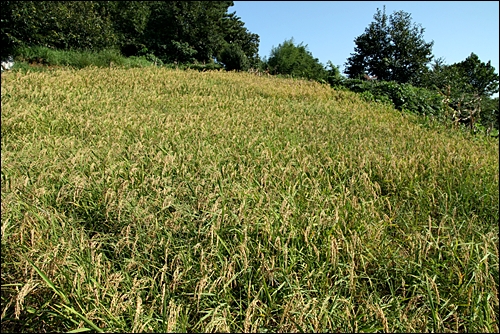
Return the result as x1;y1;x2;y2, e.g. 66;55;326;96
1;66;498;332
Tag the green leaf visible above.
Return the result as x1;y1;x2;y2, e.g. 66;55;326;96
26;258;70;305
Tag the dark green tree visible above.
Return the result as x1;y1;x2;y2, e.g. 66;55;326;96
452;53;499;97
422;53;499;130
1;1;16;59
326;60;345;86
266;38;328;81
345;6;434;84
2;1;117;52
422;54;499;102
421;57;467;101
218;11;260;68
103;1;151;57
345;7;391;80
452;53;499;130
218;43;250;71
144;1;233;63
480;96;499;132
2;0;261;69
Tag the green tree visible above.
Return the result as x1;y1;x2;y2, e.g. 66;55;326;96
266;38;328;81
345;6;433;84
422;54;499;130
326;60;345;86
104;1;151;57
218;43;250;71
452;53;499;97
3;1;117;52
2;1;261;69
144;1;233;63
218;11;260;68
344;7;391;81
1;1;16;59
453;53;499;130
421;57;467;102
480;96;499;132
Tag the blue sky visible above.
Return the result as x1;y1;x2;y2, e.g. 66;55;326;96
230;1;499;76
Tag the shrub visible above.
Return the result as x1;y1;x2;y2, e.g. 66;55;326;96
11;46;156;70
335;78;447;119
218;43;250;71
372;81;446;118
266;38;328;82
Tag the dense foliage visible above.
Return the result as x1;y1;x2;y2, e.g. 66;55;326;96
345;6;434;85
341;6;498;133
265;38;329;81
218;43;250;71
332;78;446;119
419;53;500;131
0;1;259;68
217;11;260;69
331;75;498;132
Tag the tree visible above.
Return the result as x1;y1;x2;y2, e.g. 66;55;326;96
266;38;328;81
218;11;260;68
344;7;391;81
3;1;117;52
480;96;499;132
451;53;499;130
104;1;151;57
423;54;499;101
422;53;499;130
452;53;499;98
144;1;234;64
2;0;261;68
345;6;433;84
326;60;345;86
218;43;249;71
1;1;16;59
421;58;466;101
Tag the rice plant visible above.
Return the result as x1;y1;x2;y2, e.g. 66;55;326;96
1;67;498;332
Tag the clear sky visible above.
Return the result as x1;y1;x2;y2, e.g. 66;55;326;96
230;1;499;76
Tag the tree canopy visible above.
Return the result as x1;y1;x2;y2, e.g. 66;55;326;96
266;38;328;81
1;1;117;58
345;6;434;85
1;1;259;68
423;53;499;98
453;53;499;98
217;11;260;69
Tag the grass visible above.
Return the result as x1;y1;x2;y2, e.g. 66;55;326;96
1;66;498;332
8;45;224;74
10;46;155;72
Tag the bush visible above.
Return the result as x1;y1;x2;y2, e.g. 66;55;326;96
335;78;447;119
218;43;250;71
11;46;156;70
162;62;223;72
266;38;328;82
13;46;119;68
372;81;446;118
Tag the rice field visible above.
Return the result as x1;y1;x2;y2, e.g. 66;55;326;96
1;66;498;332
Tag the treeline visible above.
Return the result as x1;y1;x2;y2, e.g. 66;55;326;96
1;1;259;68
328;52;500;134
263;8;499;134
1;2;498;133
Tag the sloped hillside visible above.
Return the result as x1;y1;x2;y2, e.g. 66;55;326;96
1;67;498;332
